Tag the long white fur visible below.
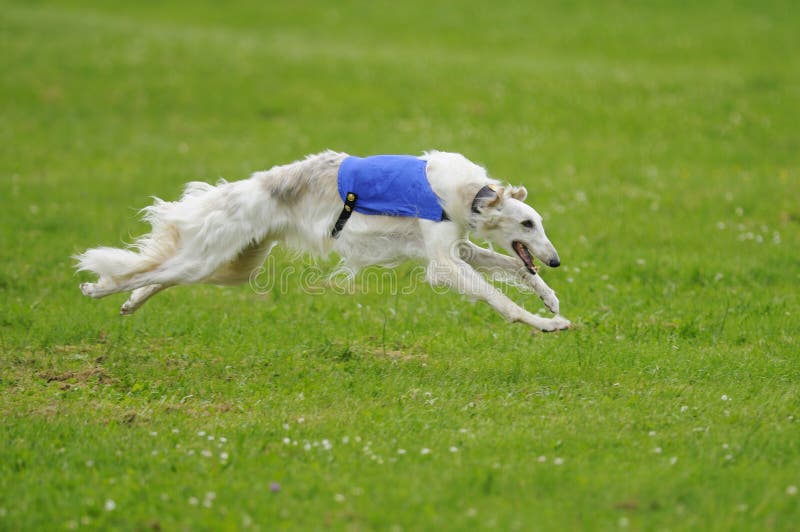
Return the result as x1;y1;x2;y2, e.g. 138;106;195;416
75;151;571;332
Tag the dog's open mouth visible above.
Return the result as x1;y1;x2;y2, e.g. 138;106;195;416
512;241;538;275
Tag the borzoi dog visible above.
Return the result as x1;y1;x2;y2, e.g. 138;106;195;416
75;151;571;332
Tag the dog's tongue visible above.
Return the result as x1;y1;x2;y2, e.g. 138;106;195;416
512;241;538;275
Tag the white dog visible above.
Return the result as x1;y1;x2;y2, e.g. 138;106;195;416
75;151;571;332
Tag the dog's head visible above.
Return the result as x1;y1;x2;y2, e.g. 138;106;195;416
470;184;560;273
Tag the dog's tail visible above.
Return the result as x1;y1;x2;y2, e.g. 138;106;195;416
73;193;186;284
74;246;153;280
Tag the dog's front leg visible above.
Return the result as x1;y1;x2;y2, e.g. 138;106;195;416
427;258;570;332
459;242;560;314
524;271;560;315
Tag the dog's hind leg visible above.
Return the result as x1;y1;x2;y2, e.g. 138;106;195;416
205;239;276;285
80;277;156;299
120;284;168;315
459;241;560;314
111;238;274;316
80;280;118;299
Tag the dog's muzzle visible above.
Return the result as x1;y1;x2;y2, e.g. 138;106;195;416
512;241;539;276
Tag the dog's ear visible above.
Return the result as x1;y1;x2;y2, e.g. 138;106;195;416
510;186;527;201
471;184;504;213
487;186;504;208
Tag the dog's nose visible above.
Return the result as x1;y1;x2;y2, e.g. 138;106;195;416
549;257;560;268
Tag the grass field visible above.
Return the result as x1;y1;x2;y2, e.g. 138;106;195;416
2;0;799;529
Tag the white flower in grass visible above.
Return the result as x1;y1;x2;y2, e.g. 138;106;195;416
670;456;678;465
203;492;216;508
220;452;229;461
188;496;199;506
449;446;459;453
537;455;547;463
150;431;158;437
197;431;206;437
201;449;212;458
787;485;797;496
553;457;564;465
282;437;291;445
334;494;346;503
104;499;116;512
420;448;431;455
721;395;730;401
653;447;662;454
219;437;227;443
322;439;332;451
397;448;407;455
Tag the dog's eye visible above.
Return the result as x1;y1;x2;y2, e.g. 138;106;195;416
521;220;534;229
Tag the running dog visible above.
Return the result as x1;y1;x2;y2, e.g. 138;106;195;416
75;151;571;332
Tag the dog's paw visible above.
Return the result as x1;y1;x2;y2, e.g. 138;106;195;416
541;290;560;314
541;315;571;333
80;282;96;297
120;300;135;316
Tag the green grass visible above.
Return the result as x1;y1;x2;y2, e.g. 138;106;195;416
2;0;799;529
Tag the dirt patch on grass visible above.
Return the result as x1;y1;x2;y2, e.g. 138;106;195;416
38;366;116;386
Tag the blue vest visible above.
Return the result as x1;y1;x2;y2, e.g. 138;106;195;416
337;155;446;221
